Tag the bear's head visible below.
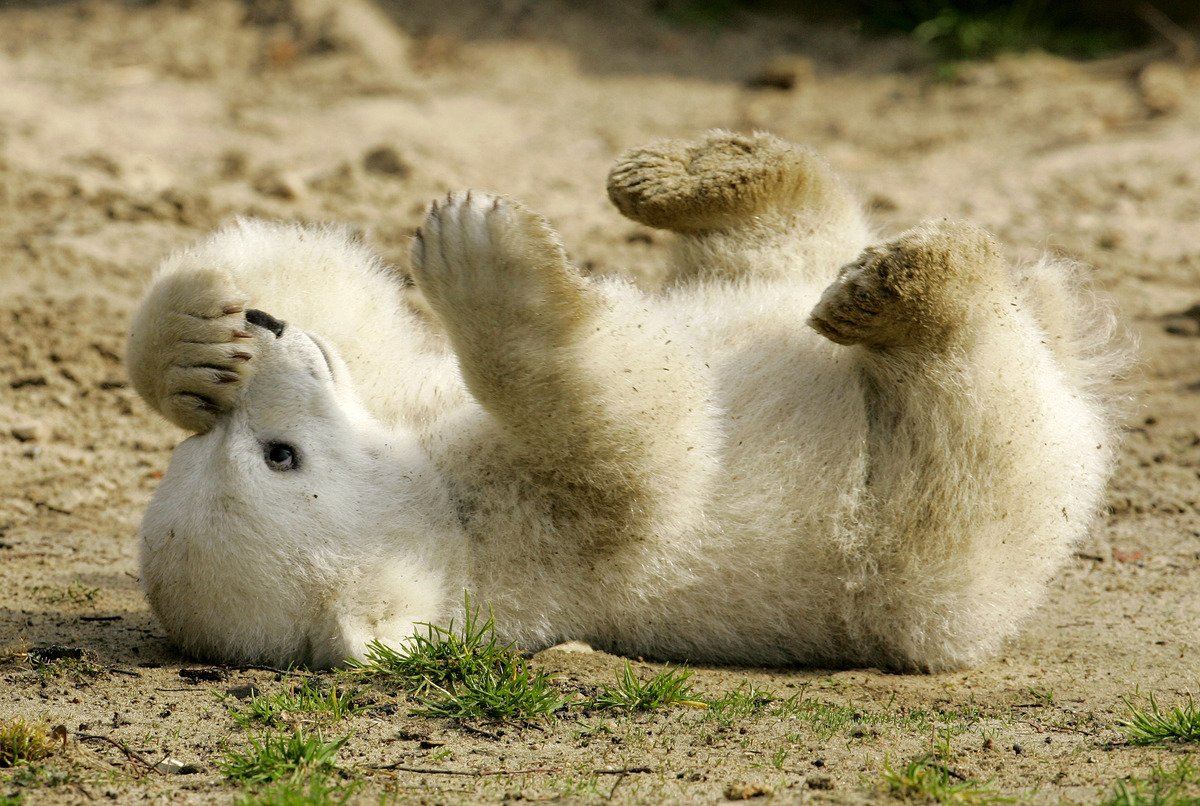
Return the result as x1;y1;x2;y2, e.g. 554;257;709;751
139;312;461;668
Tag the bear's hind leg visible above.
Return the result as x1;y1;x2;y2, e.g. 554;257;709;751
606;130;869;284
809;221;1117;670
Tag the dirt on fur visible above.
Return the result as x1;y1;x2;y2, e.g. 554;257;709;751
1;1;1198;803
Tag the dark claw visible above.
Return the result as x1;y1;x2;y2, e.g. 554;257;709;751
222;303;244;315
231;351;252;361
232;329;252;340
412;228;425;262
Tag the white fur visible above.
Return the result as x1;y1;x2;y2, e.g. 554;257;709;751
127;141;1123;671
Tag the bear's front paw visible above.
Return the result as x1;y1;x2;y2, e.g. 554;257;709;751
410;192;596;340
808;220;1006;350
127;269;258;432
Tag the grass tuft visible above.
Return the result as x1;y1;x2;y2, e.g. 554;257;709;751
346;598;565;721
228;678;363;729
220;728;346;785
413;662;566;721
705;683;778;722
26;647;102;683
883;754;1012;805
234;776;358;806
1120;693;1200;745
592;662;702;711
0;719;55;768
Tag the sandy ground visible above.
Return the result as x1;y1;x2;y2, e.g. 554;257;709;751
0;1;1198;803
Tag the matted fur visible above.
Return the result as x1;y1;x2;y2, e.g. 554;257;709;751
126;131;1125;671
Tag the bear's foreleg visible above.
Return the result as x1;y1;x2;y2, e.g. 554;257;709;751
411;192;719;547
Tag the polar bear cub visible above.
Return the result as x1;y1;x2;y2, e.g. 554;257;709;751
126;131;1122;671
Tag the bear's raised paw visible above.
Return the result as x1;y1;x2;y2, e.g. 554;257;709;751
126;269;258;433
410;192;597;343
607;130;843;234
808;220;1009;350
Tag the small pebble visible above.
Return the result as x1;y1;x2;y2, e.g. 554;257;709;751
723;781;770;800
225;684;260;700
746;55;813;91
11;422;43;442
1138;62;1187;116
252;168;305;201
155;757;199;774
363;145;410;178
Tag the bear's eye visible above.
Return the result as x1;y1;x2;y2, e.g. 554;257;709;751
264;442;299;472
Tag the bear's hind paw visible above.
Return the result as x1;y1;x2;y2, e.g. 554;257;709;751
606;130;839;233
808;220;1007;350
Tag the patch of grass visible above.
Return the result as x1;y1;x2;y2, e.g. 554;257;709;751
1025;685;1055;706
26;647;102;683
1120;693;1200;745
705;683;778;724
862;0;1130;61
572;719;613;743
0;719;55;768
37;579;99;605
234;776;358;806
30;659;101;683
228;679;363;729
704;683;971;743
1100;759;1200;806
553;774;607;799
346;599;565;721
413;660;566;721
912;3;1124;61
883;754;1013;805
775;694;923;740
220;729;346;785
592;662;702;712
3;764;74;791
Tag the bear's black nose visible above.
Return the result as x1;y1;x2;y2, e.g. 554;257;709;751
246;309;287;338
